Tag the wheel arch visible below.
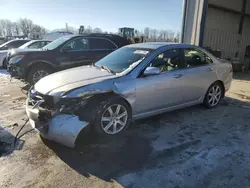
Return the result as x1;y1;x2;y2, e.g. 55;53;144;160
26;61;56;79
2;57;7;68
214;80;225;97
77;91;132;123
89;91;132;111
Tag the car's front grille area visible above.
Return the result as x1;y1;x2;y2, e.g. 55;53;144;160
28;90;54;110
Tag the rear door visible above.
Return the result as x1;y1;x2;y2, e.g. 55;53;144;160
89;38;117;63
181;48;217;101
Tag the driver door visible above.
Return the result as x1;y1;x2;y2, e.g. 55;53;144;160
60;38;94;70
135;49;187;114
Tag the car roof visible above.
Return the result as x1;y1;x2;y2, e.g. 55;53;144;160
127;42;198;50
30;39;52;42
11;39;30;41
70;33;129;47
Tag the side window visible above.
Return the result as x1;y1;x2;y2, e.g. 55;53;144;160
148;49;181;72
0;45;8;50
9;40;29;49
28;42;40;49
64;38;89;51
8;41;21;49
90;38;116;50
44;41;51;46
184;49;211;67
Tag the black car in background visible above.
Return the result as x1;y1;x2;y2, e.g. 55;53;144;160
7;34;129;84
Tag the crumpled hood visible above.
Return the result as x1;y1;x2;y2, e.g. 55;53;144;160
35;66;117;95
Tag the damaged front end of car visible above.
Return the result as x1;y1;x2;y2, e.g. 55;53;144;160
25;87;101;147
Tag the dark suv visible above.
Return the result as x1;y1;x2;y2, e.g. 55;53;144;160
7;34;129;84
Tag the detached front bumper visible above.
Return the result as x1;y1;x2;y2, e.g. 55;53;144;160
25;99;89;147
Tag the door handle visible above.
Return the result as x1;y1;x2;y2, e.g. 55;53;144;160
173;74;182;78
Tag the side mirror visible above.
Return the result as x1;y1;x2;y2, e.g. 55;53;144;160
62;46;72;52
143;67;161;76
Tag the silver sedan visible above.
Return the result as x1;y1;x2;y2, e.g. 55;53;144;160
26;43;233;147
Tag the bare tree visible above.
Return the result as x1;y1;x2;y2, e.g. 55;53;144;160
93;27;102;33
5;20;14;36
67;26;78;34
144;27;150;39
13;22;21;36
175;31;180;42
166;30;175;42
18;18;33;37
150;29;158;41
84;26;92;34
0;19;14;36
30;24;46;39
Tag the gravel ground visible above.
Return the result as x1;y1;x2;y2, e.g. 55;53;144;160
1;69;250;188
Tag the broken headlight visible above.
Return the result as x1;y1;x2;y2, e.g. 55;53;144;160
56;97;87;114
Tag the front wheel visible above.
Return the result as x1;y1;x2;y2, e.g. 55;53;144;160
2;58;7;69
93;97;132;136
203;82;223;108
27;65;53;85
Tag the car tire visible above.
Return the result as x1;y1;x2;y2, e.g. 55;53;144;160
2;58;7;69
27;64;53;85
203;82;223;108
92;96;132;136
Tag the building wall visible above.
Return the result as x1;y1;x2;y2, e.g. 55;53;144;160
242;17;250;35
182;0;206;45
245;0;250;14
182;0;197;44
205;8;241;33
203;0;250;62
182;0;250;66
209;0;243;11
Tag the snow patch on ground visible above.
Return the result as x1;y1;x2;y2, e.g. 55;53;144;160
0;69;12;84
0;69;8;75
0;68;24;87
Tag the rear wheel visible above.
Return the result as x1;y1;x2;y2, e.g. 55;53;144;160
27;64;53;85
203;82;223;108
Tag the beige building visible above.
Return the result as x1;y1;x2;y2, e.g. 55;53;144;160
182;0;250;69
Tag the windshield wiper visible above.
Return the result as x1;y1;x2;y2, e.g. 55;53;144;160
101;66;115;74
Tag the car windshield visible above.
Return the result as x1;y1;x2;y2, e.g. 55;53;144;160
18;41;35;49
42;36;72;50
95;47;151;74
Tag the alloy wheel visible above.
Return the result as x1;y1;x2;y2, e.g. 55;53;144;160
32;70;49;83
208;85;221;107
101;104;128;135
